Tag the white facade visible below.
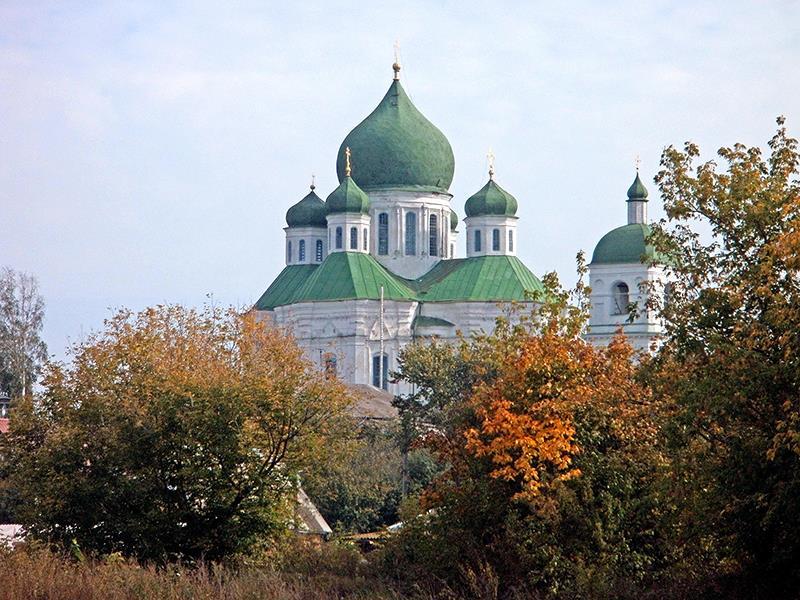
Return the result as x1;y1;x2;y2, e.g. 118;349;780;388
368;189;455;279
464;214;518;258
285;226;327;265
586;263;666;353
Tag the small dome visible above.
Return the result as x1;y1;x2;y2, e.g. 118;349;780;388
464;179;518;217
591;223;663;265
286;187;327;228
627;172;649;200
326;175;370;214
336;77;454;193
450;209;459;231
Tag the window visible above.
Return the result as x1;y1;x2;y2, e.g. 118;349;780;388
372;354;388;390
363;228;368;251
405;212;417;255
0;396;9;418
492;229;500;251
335;227;343;249
299;239;306;262
350;226;358;250
429;214;438;256
450;243;454;258
612;282;630;315
474;229;482;252
378;213;389;255
508;230;514;252
316;239;323;262
287;240;292;263
323;353;337;379
664;282;674;306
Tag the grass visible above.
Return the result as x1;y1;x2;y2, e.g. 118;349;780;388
0;543;407;600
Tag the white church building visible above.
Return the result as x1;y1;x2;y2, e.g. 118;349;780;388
253;62;666;394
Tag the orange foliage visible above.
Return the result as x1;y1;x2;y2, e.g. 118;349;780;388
464;333;650;505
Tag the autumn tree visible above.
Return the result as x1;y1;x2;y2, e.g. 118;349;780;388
386;265;667;597
647;117;800;594
0;305;352;562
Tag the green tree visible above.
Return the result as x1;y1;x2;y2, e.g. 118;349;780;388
647;117;800;595
0;267;47;397
0;305;352;562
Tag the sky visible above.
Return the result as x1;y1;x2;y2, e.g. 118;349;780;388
1;1;799;362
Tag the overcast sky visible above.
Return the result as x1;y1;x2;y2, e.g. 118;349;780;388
2;1;799;361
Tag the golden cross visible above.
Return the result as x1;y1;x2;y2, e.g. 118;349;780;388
487;148;495;180
393;40;401;80
345;147;352;177
310;174;316;190
635;154;641;172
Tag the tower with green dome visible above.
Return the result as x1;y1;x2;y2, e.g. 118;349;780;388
255;60;547;395
586;170;669;352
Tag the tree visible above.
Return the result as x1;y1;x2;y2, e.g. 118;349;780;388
386;265;666;597
0;267;47;397
647;117;800;594
0;305;352;562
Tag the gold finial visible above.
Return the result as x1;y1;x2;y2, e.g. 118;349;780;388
635;154;641;172
392;40;401;80
344;147;352;177
487;148;495;180
310;174;316;191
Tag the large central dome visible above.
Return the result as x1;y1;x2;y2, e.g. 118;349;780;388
336;77;455;194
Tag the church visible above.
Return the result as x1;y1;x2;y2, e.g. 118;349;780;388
253;61;666;394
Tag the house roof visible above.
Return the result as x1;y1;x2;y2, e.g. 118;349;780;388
420;255;545;302
0;419;8;434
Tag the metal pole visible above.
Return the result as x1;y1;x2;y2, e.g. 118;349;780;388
380;285;385;390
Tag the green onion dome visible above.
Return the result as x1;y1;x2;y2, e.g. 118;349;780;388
591;223;663;264
335;76;455;194
285;185;328;227
464;178;518;217
627;172;649;200
450;209;459;231
326;174;370;215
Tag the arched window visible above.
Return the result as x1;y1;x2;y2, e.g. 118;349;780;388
429;214;438;256
323;353;337;379
377;213;389;255
350;227;358;250
299;239;306;262
372;353;388;390
508;230;514;252
363;228;368;251
612;282;630;315
664;282;674;307
315;239;323;262
287;240;292;263
450;243;455;258
335;227;343;249
474;229;482;252
492;229;500;251
405;212;417;255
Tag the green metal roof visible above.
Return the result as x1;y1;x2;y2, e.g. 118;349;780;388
419;256;545;302
464;178;518;217
255;255;546;309
336;78;455;194
591;223;663;265
254;264;319;310
326;176;370;214
413;315;455;328
286;188;328;227
294;252;417;302
627;172;649;201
